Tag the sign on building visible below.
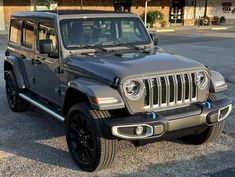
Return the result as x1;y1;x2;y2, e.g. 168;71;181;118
222;2;232;13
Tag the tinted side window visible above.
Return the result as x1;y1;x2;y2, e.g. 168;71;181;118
10;19;21;45
22;21;34;49
38;21;58;52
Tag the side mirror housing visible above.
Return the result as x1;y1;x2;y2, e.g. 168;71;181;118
39;39;53;54
149;32;158;46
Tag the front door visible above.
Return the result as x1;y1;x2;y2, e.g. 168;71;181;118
170;0;185;25
33;19;61;105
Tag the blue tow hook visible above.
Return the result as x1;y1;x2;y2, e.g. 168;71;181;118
206;101;212;109
151;112;158;120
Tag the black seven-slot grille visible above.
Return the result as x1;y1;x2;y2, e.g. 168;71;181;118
143;73;197;108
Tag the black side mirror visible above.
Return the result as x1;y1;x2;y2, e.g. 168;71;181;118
149;32;158;46
39;39;53;54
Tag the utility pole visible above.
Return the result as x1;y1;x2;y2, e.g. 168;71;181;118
144;0;151;27
198;0;202;27
204;0;208;17
80;0;83;10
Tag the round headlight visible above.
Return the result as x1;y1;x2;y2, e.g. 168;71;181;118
197;72;208;89
124;80;144;100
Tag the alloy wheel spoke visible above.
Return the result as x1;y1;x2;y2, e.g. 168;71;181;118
83;145;92;161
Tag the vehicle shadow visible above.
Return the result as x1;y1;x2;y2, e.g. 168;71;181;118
0;90;79;170
114;148;235;177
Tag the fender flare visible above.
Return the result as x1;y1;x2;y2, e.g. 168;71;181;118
210;70;227;93
68;78;125;110
4;55;26;89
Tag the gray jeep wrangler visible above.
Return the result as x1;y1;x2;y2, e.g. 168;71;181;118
4;10;233;172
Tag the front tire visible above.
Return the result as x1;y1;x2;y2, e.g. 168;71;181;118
5;70;30;112
65;103;117;172
181;93;225;145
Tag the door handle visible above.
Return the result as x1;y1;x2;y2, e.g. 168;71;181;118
34;59;42;65
20;54;26;59
32;59;42;65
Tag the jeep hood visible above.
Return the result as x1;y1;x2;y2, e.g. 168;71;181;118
65;52;206;85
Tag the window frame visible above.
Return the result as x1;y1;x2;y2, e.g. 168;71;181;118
36;18;59;56
59;17;152;50
9;18;22;46
21;19;35;50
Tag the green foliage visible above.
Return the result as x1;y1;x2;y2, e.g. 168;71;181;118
140;10;164;27
220;16;226;23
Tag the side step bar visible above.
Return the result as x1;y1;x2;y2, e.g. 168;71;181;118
19;93;65;122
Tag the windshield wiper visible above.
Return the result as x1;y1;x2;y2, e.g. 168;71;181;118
68;44;107;56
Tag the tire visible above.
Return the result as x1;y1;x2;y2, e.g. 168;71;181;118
65;103;118;172
181;93;225;145
5;70;30;112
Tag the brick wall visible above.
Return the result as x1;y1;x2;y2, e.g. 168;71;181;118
3;0;172;28
57;0;171;25
0;0;5;31
4;0;32;28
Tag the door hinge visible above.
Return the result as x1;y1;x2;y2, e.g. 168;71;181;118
31;77;36;84
56;66;64;74
55;88;61;96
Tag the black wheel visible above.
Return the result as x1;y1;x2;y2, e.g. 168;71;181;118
5;70;30;112
181;93;225;145
65;103;117;172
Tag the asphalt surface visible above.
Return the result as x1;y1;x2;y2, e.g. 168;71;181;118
0;29;235;177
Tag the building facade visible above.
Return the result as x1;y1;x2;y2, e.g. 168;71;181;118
1;0;171;31
0;0;235;31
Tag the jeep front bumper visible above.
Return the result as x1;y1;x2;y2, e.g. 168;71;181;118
105;98;233;140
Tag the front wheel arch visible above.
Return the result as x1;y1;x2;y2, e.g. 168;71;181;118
4;60;13;80
63;88;89;116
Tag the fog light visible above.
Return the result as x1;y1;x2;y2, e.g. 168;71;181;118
135;126;144;136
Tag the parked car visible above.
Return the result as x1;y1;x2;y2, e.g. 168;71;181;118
4;10;232;172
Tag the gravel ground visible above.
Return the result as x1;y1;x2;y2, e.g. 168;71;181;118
0;29;235;177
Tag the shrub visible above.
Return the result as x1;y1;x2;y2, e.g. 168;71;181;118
220;16;226;23
140;10;164;27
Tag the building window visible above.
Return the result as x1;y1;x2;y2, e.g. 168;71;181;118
10;20;21;45
34;0;57;11
22;21;34;49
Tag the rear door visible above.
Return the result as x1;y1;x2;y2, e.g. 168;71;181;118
33;19;62;105
8;19;36;90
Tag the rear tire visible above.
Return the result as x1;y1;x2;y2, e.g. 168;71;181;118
5;70;30;112
181;93;225;145
65;103;117;172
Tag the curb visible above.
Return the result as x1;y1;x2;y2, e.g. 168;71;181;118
152;26;235;32
211;27;228;30
156;29;175;33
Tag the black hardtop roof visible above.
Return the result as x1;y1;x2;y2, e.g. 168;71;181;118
12;10;132;18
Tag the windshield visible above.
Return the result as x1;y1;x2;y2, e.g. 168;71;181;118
60;18;151;49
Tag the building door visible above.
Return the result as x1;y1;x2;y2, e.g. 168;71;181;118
113;0;132;12
34;0;50;11
170;0;185;25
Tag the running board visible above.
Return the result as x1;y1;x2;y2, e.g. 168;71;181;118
19;93;65;122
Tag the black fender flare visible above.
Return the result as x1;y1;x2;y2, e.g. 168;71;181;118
68;78;125;110
4;55;26;89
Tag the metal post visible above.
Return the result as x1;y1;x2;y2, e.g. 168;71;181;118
144;0;151;27
80;0;83;10
198;0;202;28
204;0;208;17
